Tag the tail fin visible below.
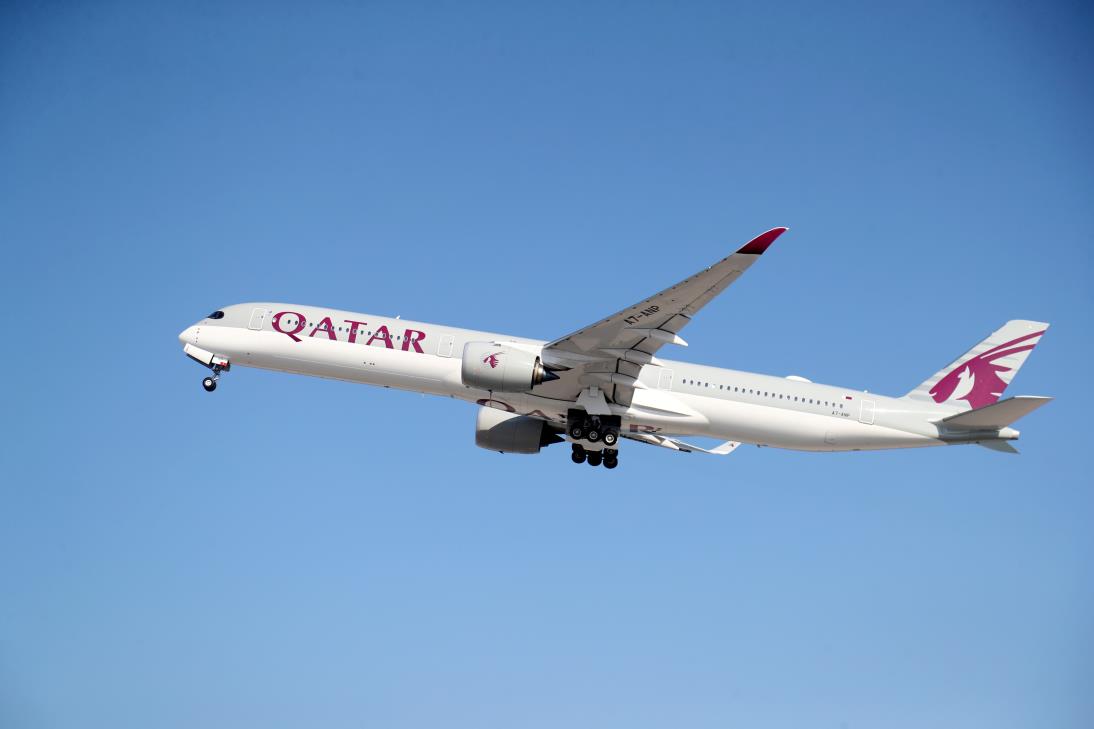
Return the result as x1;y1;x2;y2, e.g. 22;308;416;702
905;320;1049;410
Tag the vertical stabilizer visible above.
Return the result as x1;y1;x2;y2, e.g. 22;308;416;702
905;320;1048;411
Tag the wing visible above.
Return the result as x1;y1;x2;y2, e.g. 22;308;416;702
622;433;741;455
536;227;787;405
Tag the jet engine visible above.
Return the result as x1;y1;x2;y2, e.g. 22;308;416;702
475;407;563;454
461;342;558;392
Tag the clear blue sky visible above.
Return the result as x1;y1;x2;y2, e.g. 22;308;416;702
2;2;1091;727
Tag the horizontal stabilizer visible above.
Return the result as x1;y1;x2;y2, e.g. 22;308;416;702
940;395;1052;430
978;440;1020;454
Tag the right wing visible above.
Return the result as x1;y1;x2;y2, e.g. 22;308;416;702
534;227;788;406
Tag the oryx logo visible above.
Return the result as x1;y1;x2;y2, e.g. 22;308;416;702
483;352;502;369
930;330;1044;409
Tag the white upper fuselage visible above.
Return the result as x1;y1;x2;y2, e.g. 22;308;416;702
179;303;970;453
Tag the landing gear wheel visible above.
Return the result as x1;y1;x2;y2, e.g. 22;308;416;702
603;457;618;469
587;451;603;467
571;444;587;464
202;377;217;392
569;424;585;440
586;428;601;443
602;430;618;447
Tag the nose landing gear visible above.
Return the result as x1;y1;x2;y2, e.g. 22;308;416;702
199;362;228;393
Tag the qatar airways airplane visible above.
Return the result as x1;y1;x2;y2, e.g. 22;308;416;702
178;228;1051;469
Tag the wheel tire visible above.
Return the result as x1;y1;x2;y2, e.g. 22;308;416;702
586;429;600;443
571;450;587;464
569;425;584;440
603;458;618;470
202;377;217;392
587;452;603;467
602;430;618;446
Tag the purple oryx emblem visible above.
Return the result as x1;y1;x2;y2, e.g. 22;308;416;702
930;330;1044;409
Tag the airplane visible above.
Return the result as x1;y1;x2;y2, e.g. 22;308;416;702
177;228;1051;469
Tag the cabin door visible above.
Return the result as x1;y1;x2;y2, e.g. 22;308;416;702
658;369;674;390
859;399;876;425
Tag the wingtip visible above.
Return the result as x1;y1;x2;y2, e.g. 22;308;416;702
736;227;788;255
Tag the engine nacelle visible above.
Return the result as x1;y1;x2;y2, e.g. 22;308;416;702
461;342;556;392
475;407;563;454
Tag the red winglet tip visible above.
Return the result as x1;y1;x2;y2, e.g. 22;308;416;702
736;227;788;255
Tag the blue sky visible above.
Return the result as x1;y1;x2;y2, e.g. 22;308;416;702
2;2;1092;727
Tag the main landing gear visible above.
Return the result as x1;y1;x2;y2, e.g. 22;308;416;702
567;410;620;446
568;409;621;469
572;443;619;469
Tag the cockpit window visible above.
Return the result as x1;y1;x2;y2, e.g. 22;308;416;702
207;310;225;320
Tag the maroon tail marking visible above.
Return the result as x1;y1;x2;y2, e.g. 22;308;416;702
930;330;1045;409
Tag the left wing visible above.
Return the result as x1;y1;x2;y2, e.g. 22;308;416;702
623;432;742;455
535;227;787;405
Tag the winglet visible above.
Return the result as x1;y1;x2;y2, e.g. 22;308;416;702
736;227;788;255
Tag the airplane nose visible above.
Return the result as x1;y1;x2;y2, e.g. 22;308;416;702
178;326;197;345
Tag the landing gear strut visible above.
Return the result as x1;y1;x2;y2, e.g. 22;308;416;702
201;363;226;393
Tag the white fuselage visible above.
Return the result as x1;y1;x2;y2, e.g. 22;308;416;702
179;303;970;453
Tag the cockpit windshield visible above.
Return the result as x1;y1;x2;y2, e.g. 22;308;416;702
207;310;225;320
